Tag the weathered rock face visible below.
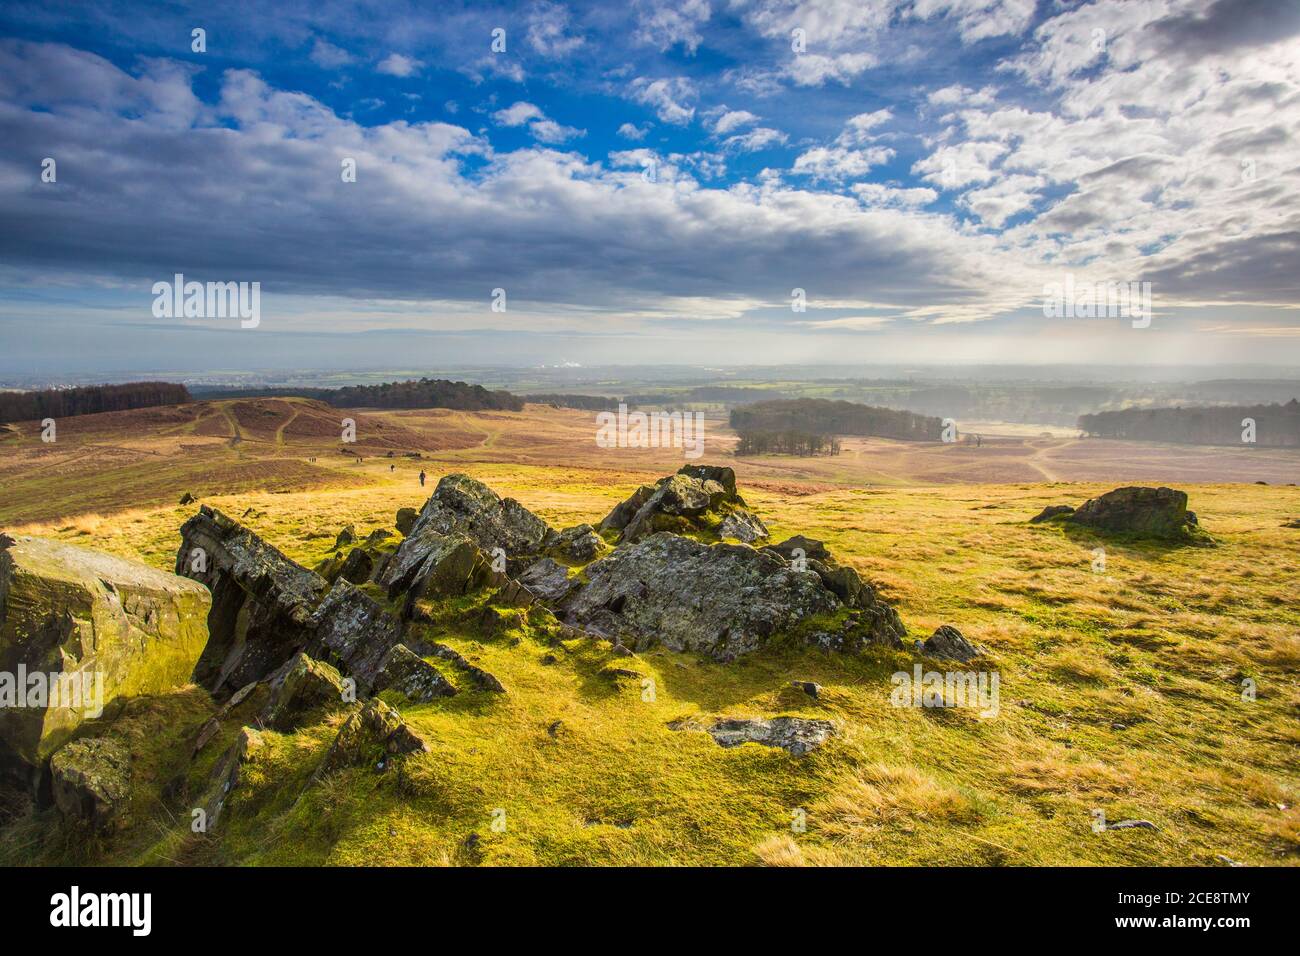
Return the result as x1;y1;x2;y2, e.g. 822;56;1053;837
396;474;556;574
1032;487;1201;539
373;644;457;702
380;532;506;619
719;511;770;544
676;716;835;756
0;534;211;766
552;524;606;563
49;736;131;831
518;558;577;603
560;533;850;660
261;652;349;731
317;699;429;775
307;581;404;695
395;508;419;536
199;726;264;829
176;507;326;696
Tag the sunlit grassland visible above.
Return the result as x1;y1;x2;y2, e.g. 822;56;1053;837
5;461;1298;867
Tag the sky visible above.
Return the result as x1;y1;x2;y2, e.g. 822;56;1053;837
1;0;1299;377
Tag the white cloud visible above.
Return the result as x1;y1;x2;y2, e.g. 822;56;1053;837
629;76;697;124
617;122;650;140
493;101;545;127
527;1;585;56
377;53;421;77
634;0;712;53
853;182;939;207
493;101;583;143
309;38;353;69
723;127;788;152
792;145;894;180
710;108;761;135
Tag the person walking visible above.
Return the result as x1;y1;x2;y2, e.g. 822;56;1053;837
419;470;426;487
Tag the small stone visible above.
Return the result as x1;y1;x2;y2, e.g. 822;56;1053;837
791;680;821;699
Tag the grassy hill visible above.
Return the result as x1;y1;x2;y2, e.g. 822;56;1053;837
2;426;1297;865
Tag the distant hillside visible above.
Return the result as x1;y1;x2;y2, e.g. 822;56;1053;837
731;398;944;442
0;382;190;424
626;386;788;406
523;393;623;411
1079;400;1300;447
191;378;524;412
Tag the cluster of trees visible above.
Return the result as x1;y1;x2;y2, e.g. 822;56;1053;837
523;393;623;411
326;379;524;411
0;382;191;423
735;429;842;457
1079;401;1300;447
730;398;943;441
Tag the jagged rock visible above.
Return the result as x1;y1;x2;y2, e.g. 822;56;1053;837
334;525;357;549
518;558;577;603
553;524;606;563
920;625;981;662
603;466;766;544
380;532;505;613
491;578;539;609
1030;504;1075;524
313;550;348;583
598;484;657;534
394;474;556;575
261;652;349;731
479;605;525;635
719;511;770;543
0;534;210;767
336;547;376;585
766;535;830;563
1037;487;1201;539
200;726;264;829
317;699;429;775
177;506;327;695
374;645;457;702
307;581;403;695
179;492;198;505
678;716;835;756
560;532;902;660
395;508;419;536
364;529;393;546
49;737;131;831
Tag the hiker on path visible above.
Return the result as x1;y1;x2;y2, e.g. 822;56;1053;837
419;470;426;487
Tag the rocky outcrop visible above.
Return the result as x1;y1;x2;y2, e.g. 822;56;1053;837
552;524;606;563
200;726;265;829
177;506;326;695
49;736;131;831
675;716;836;756
261;652;350;731
919;625;981;662
1031;487;1202;540
373;645;457;702
393;474;556;575
379;532;506;618
395;508;419;536
0;534;210;767
518;558;577;603
602;466;767;544
558;532;903;660
316;699;429;775
767;535;830;563
307;581;404;695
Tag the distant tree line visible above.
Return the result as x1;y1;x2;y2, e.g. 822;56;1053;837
625;386;789;406
523;393;623;411
1079;401;1300;447
731;398;943;441
735;429;842;457
0;382;191;423
327;378;523;411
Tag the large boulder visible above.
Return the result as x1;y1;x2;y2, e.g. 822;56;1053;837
0;535;210;767
176;507;326;695
552;524;606;563
600;466;768;545
373;645;457;702
393;474;556;575
1032;487;1202;540
695;716;835;756
381;533;505;617
558;532;903;660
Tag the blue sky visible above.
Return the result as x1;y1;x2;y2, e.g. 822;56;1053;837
1;0;1299;376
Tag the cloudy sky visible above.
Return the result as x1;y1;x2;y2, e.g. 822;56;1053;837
1;0;1298;376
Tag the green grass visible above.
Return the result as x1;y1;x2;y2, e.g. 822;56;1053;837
3;472;1298;866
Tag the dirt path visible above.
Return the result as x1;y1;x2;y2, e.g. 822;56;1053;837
1025;439;1078;482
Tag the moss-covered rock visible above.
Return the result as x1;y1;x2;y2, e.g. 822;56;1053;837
316;699;429;776
261;652;349;731
373;644;457;702
0;534;211;767
49;736;131;831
